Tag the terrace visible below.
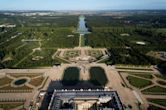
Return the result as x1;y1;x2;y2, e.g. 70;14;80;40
54;47;107;63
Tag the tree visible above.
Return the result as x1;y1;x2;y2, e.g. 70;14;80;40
1;27;5;32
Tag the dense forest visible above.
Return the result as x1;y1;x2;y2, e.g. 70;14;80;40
85;13;166;65
0;12;166;68
0;15;79;68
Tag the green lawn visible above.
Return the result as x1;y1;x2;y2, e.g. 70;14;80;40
126;75;152;88
41;28;79;48
155;74;166;80
80;35;85;47
157;28;166;33
157;80;166;86
129;73;153;79
16;49;65;68
89;67;108;86
142;86;166;95
116;67;153;71
148;99;166;107
148;104;166;110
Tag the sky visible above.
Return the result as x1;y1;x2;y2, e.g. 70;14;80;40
0;0;166;10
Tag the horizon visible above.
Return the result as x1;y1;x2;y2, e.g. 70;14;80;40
0;9;166;12
1;9;166;11
0;0;166;11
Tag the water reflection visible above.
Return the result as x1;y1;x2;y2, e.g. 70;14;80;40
77;15;90;35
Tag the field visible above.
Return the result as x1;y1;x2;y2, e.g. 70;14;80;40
15;49;64;68
116;66;153;71
128;73;153;79
142;86;166;95
148;99;166;107
79;35;85;47
155;74;166;80
126;75;152;88
157;81;166;86
148;104;166;110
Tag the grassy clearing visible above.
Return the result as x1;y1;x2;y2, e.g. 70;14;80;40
116;67;153;71
157;80;166;86
41;27;79;48
89;67;108;86
16;49;64;68
148;104;166;110
126;75;152;88
157;28;166;33
142;86;166;95
155;74;166;80
148;99;166;107
62;67;80;86
80;35;85;47
128;73;153;79
54;56;70;63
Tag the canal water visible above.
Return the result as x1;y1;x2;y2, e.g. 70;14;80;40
77;15;90;35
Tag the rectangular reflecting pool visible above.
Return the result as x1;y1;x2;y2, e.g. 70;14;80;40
77;15;90;35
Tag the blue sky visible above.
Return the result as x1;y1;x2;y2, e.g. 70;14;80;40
0;0;166;10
